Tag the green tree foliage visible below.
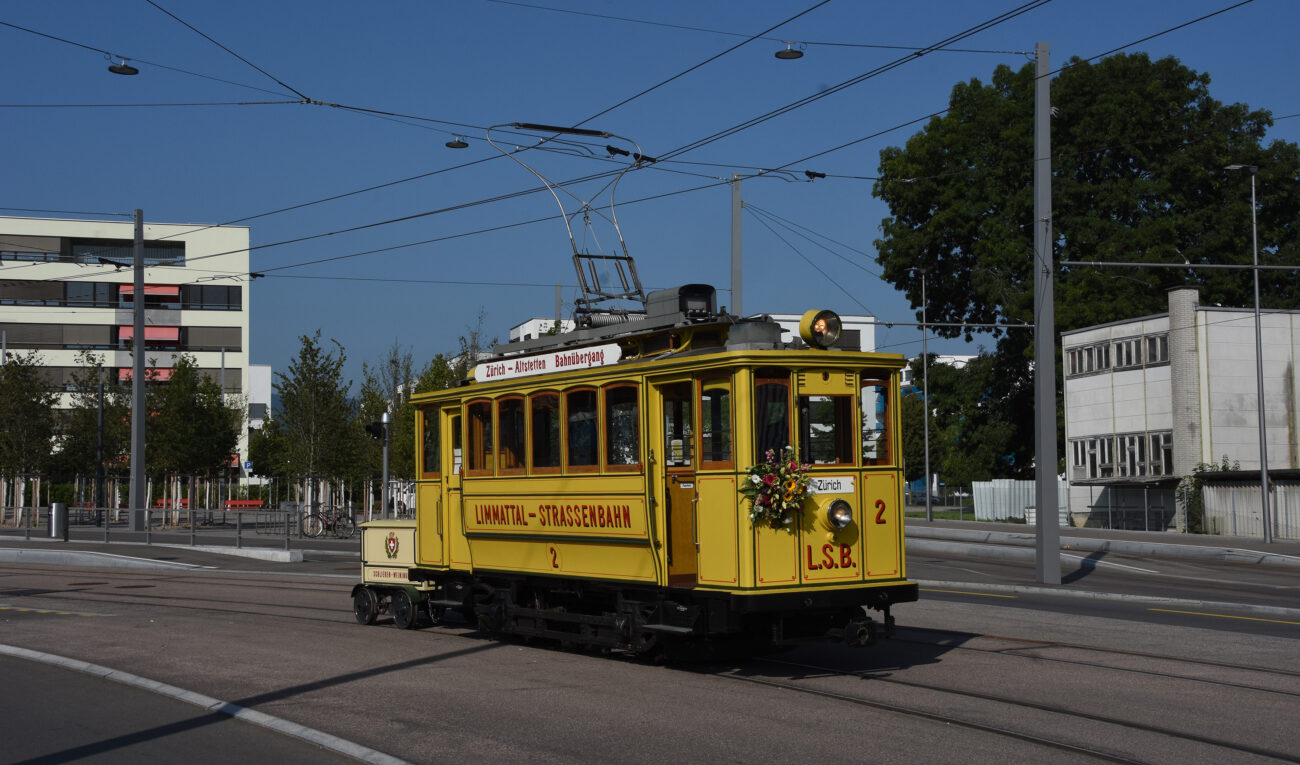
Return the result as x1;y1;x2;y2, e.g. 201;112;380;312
875;53;1300;350
274;331;356;479
922;352;1033;486
0;350;57;474
49;351;130;480
247;417;290;478
360;341;416;479
147;356;242;477
874;53;1300;480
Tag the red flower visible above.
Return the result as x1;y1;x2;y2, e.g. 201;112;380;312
764;474;777;485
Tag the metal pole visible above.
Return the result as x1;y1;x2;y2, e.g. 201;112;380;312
1248;172;1273;544
1033;42;1061;584
129;209;147;532
921;270;932;523
731;173;743;316
96;381;105;530
381;411;391;519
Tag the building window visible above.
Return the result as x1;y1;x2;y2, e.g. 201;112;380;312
1146;334;1168;365
1070;430;1172;480
1112;337;1142;370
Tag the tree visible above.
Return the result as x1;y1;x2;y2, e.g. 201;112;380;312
147;355;243;477
275;331;357;480
875;52;1300;349
360;341;417;480
0;350;57;476
925;351;1034;486
874;53;1300;479
49;351;130;483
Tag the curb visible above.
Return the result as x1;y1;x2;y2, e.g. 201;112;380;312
0;548;210;570
0;643;410;765
906;526;1300;570
916;578;1300;620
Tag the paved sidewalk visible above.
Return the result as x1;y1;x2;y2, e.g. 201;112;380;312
905;518;1300;569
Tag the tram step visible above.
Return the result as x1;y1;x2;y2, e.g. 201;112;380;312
426;599;464;608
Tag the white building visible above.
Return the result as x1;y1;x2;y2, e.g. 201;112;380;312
1062;287;1300;534
509;317;575;343
0;215;257;466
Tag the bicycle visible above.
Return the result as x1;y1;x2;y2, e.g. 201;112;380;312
301;506;356;539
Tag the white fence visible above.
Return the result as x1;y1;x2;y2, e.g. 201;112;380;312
1202;482;1300;540
973;479;1068;523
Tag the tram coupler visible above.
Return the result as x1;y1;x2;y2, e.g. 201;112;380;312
842;617;877;647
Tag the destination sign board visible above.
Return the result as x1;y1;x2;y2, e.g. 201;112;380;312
473;343;622;382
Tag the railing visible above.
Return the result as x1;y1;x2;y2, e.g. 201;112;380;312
0;504;362;551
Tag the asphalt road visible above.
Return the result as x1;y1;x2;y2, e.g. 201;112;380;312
1;521;1297;763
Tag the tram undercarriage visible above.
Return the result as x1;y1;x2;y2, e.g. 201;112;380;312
353;570;916;656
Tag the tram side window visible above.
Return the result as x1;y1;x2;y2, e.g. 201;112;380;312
861;379;892;466
421;408;440;479
799;395;854;465
663;383;693;468
530;392;561;473
566;389;599;471
466;400;493;475
604;384;641;471
699;378;732;468
755;375;791;458
498;397;525;474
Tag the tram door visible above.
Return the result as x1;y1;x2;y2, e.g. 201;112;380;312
443;410;463;566
658;382;697;588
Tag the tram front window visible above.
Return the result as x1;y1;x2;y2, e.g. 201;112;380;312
421;408;439;478
700;378;732;467
799;395;853;465
755;376;791;457
861;380;892;465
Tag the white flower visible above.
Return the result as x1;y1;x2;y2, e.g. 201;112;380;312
750;475;762;485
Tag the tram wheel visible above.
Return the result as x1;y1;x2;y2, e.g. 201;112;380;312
353;587;378;626
392;590;418;630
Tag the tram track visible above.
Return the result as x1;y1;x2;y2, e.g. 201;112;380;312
894;626;1300;696
721;637;1300;764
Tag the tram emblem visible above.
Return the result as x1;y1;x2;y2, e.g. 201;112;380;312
385;532;399;559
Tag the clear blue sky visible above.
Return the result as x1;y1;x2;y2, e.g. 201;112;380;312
4;0;1296;388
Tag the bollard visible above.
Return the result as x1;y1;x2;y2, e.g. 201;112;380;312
236;509;243;549
50;503;67;541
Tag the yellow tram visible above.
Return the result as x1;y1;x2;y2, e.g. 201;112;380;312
353;284;917;654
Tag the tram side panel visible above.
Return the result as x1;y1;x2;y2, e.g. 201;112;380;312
460;475;658;584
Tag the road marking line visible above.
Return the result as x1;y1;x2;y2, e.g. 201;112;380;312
920;588;1017;599
0;605;88;616
1150;608;1300;626
1061;553;1158;573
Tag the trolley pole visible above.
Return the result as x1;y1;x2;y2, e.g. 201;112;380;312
731;173;743;316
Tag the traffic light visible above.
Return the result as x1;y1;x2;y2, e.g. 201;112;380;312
365;421;385;440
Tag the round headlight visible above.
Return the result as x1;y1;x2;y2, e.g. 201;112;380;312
798;309;842;349
827;499;853;530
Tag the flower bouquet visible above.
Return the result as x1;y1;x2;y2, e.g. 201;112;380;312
740;447;812;530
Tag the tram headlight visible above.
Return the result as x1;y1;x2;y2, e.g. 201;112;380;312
799;309;842;349
826;499;854;530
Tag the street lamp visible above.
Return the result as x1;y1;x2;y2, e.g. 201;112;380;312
1225;163;1271;543
910;268;932;522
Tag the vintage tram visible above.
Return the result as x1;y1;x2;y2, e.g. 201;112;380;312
352;283;917;654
